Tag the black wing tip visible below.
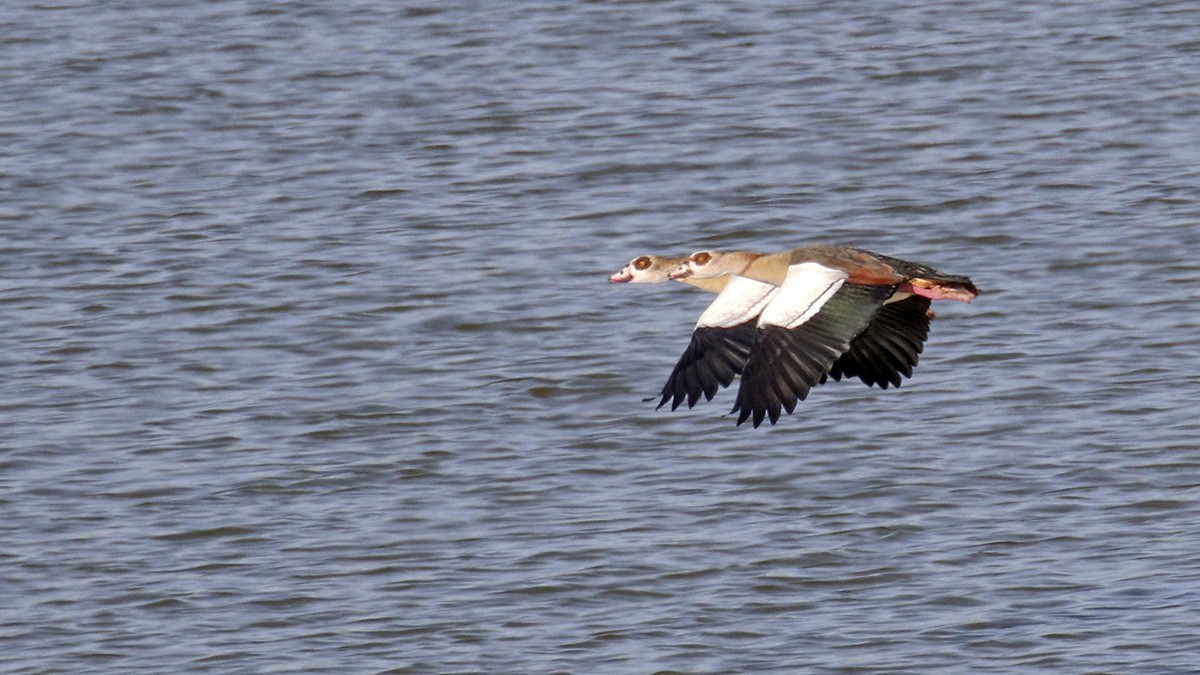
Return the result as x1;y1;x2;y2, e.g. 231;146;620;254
831;293;930;390
655;325;756;415
653;390;669;410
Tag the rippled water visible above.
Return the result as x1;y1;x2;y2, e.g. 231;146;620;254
4;1;1200;672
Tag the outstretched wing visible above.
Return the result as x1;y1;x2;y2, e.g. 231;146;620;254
656;320;757;410
732;263;895;427
656;276;778;410
828;295;931;389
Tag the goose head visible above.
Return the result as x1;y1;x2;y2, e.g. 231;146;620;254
609;255;684;283
669;250;757;280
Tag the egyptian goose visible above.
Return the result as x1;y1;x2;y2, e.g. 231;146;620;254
609;251;973;414
668;245;978;427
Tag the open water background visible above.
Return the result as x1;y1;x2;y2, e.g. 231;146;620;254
3;1;1200;672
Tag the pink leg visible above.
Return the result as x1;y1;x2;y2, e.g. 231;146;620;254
900;282;977;303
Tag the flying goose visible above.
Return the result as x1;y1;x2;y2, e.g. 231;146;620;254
609;250;974;415
668;245;978;427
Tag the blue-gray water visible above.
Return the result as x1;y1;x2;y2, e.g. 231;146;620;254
4;1;1200;672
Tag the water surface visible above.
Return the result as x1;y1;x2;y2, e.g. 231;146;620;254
3;1;1200;672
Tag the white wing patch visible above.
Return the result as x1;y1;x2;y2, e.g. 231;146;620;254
757;262;848;329
696;276;779;328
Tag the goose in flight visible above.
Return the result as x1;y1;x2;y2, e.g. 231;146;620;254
609;250;976;419
665;245;978;426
